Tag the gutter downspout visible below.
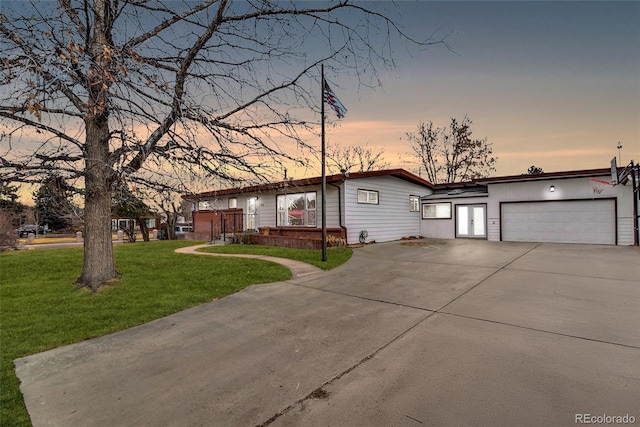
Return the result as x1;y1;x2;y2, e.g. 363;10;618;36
328;181;348;244
630;161;639;246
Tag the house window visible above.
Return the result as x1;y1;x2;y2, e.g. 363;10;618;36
422;202;452;219
357;189;379;205
276;192;316;226
228;198;237;209
410;196;420;212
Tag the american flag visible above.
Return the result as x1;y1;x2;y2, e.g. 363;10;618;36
323;81;347;119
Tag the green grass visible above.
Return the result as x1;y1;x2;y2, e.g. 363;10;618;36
0;241;293;426
197;244;353;271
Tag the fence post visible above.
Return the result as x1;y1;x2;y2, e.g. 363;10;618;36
222;215;226;242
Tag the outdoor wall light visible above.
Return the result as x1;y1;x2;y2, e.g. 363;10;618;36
549;185;555;192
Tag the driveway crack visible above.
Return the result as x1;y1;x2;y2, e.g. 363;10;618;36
255;309;436;427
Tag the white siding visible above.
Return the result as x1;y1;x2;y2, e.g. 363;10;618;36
344;176;430;243
420;196;492;240
253;192;273;229
324;185;342;228
490;176;634;245
617;217;634;246
419;175;635;245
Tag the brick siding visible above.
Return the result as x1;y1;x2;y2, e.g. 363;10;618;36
249;227;347;250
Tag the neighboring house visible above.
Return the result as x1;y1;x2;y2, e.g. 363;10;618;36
185;166;637;246
111;216;160;232
184;169;433;244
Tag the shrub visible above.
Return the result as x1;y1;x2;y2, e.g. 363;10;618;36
327;235;346;247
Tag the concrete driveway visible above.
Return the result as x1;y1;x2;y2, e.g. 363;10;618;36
15;240;640;426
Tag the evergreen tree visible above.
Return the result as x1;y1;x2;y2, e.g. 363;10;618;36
1;180;28;248
32;174;73;231
1;180;27;222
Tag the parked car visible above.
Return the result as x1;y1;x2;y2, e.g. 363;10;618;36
174;225;193;234
19;224;43;237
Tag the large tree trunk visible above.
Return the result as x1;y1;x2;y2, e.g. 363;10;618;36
75;119;120;292
139;218;150;242
75;0;119;292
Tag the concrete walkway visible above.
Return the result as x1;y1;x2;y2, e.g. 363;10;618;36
174;244;324;278
14;240;640;427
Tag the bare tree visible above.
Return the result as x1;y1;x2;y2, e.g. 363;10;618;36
160;201;180;241
136;184;182;240
112;180;153;242
1;0;446;291
326;143;390;174
178;199;195;224
405;116;497;184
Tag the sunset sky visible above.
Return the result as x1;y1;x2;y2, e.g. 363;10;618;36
319;0;639;177
4;1;639;205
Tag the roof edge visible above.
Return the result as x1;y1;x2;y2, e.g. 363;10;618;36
184;168;434;199
475;168;614;184
184;167;618;199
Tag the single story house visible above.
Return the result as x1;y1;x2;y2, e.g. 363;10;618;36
185;169;433;245
185;166;638;246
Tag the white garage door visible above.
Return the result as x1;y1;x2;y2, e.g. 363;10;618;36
502;200;615;244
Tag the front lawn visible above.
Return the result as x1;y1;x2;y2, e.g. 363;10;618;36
0;241;291;426
197;244;353;270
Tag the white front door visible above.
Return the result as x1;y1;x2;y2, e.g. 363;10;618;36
246;197;258;231
456;205;486;238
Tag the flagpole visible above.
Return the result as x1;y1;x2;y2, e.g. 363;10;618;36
321;64;327;262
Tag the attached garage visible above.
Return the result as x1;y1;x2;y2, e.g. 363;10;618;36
421;168;635;245
501;199;616;245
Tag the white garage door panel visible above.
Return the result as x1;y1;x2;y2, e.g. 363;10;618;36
502;200;615;244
